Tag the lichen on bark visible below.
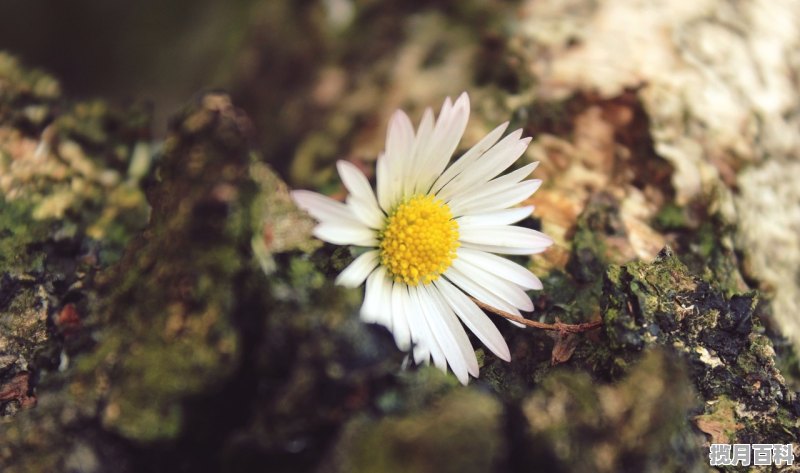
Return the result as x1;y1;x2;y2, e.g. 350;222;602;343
0;52;151;423
603;247;800;446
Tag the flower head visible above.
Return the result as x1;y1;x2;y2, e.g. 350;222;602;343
292;92;552;384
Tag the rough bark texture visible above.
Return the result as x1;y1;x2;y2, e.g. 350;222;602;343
1;1;799;472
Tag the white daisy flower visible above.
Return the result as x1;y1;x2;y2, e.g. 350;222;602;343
291;92;553;384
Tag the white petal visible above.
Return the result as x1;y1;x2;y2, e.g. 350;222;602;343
443;266;522;316
347;196;384;229
411;97;451;194
413;345;430;365
422;283;479;381
438;130;529;201
492;161;539;186
390;283;412;351
381;110;416;205
458;247;543;290
453;180;543;217
386;111;415;169
406;285;432;364
437;129;521;199
374;270;394;329
434;278;511;362
411;285;447;372
451;257;534;312
335;250;380;288
408;108;435;195
337;161;384;228
414;108;436;154
459;225;553;247
336;160;376;204
430;121;509;195
376;152;392;212
456;206;533;227
446;162;539;214
393;113;419;199
416;93;470;194
461;241;550;255
402;284;424;346
313;222;377;246
459;224;552;253
477;136;531;181
291;190;360;224
408;286;431;365
361;266;390;324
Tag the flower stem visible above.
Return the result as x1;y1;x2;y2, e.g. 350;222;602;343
469;297;603;334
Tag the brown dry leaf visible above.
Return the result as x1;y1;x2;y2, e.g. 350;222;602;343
693;416;743;445
549;330;579;365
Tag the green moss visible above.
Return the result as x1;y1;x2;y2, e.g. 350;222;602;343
601;247;800;445
338;390;503;473
0;197;47;273
774;340;800;392
670;212;748;296
653;202;686;231
110;396;184;441
88;94;252;442
567;193;621;284
523;350;704;472
0;53;154;448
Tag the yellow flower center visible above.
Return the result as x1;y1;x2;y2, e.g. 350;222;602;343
379;194;459;286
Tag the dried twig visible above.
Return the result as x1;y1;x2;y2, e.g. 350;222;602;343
469;297;603;334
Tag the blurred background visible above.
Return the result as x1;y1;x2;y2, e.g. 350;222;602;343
0;0;257;119
0;0;471;172
0;0;518;183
